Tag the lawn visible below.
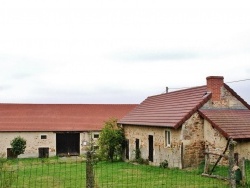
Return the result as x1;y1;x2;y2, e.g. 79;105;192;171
94;161;229;188
0;157;86;188
1;157;249;187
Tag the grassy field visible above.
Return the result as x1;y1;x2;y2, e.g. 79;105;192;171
0;157;86;188
94;161;229;188
1;157;249;187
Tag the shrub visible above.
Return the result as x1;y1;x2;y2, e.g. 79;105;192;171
159;160;169;168
98;118;125;162
10;136;27;158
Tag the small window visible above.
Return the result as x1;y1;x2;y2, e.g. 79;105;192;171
165;130;171;147
93;134;99;139
41;135;47;139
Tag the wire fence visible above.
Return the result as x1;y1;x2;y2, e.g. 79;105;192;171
0;157;249;188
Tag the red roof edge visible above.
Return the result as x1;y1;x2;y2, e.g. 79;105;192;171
173;92;212;129
198;110;230;139
224;84;250;110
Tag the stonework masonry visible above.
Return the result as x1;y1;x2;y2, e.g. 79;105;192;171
0;131;99;158
0;132;56;158
202;86;247;109
181;112;205;168
124;125;182;167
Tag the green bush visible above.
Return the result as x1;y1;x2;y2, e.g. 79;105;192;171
10;136;26;157
159;160;168;168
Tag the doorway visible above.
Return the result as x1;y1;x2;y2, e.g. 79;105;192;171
56;133;80;156
148;135;154;162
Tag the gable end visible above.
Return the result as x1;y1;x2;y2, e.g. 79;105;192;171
224;84;250;110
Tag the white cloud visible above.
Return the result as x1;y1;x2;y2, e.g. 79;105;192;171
0;0;250;104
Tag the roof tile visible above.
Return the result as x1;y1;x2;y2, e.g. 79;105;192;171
119;86;211;128
0;104;137;132
199;109;250;139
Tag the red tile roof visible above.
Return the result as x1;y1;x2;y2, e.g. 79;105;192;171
0;104;137;132
199;109;250;140
118;86;211;128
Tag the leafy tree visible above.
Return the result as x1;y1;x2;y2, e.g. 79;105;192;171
10;136;26;157
98;118;125;162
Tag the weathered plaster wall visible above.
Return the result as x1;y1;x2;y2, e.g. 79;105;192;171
235;142;250;160
0;131;99;158
202;86;249;164
202;86;247;109
203;120;228;164
0;132;56;158
204;119;250;163
181;112;205;168
124;112;205;168
80;131;100;154
124;125;182;167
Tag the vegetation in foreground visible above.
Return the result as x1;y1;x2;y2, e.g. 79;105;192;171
1;157;249;188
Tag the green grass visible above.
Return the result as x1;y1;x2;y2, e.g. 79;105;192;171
2;158;249;187
94;161;229;188
0;157;86;188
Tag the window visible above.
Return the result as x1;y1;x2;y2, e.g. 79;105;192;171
93;134;99;139
41;135;47;139
165;130;171;147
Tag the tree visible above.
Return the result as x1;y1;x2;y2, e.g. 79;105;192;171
10;136;26;158
98;118;125;162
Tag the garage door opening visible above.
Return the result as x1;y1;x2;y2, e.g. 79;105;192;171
56;133;80;156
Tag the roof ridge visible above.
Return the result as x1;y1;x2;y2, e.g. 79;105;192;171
146;85;206;99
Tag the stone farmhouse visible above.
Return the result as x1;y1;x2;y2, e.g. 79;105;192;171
0;104;136;158
118;76;250;168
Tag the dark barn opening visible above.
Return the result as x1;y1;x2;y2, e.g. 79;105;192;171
56;133;80;156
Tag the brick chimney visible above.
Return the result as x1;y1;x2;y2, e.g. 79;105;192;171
206;76;224;101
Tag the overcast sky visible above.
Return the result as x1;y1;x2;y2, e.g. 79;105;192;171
0;0;250;104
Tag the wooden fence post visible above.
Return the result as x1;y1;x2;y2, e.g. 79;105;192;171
204;145;210;174
240;157;246;186
228;139;236;188
86;151;95;188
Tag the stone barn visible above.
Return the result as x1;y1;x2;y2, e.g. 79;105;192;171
0;104;137;158
118;76;250;168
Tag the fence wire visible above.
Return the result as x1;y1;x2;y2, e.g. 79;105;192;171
0;157;249;188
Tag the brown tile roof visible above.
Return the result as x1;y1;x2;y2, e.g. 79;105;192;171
0;104;137;132
118;86;211;128
199;109;250;140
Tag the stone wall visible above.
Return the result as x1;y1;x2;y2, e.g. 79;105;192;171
202;86;247;109
80;131;100;154
235;141;250;160
124;112;206;168
203;120;228;164
124;125;182;167
181;112;205;168
0;131;98;158
0;132;56;158
204;119;250;164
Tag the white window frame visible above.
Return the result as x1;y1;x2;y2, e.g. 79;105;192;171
164;130;171;147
